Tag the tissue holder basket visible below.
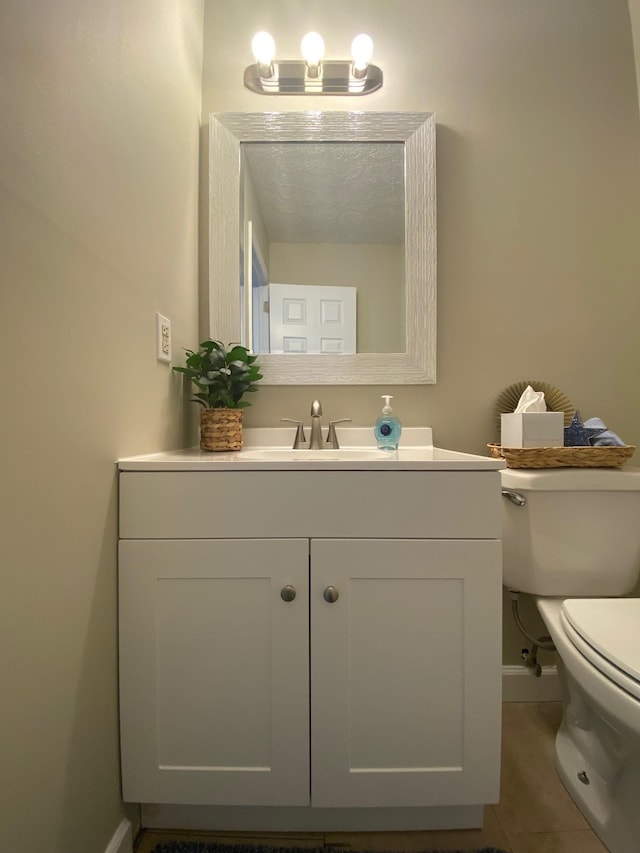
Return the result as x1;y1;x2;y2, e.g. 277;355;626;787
487;443;636;469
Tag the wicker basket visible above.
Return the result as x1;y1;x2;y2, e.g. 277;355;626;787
200;408;243;452
487;443;636;469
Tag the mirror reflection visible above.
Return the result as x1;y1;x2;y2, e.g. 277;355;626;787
241;142;405;355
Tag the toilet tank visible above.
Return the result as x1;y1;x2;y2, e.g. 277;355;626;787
500;467;640;596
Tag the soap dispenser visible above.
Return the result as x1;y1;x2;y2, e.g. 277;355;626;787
374;395;402;451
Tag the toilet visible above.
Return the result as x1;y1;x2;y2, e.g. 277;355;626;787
500;467;640;853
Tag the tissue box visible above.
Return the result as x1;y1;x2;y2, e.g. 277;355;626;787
501;412;564;448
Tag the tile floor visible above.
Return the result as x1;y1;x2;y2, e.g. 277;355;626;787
134;702;608;853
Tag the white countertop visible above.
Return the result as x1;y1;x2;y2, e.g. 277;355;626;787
118;427;505;472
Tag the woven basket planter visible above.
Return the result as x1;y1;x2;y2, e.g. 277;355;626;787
487;443;635;469
200;408;244;452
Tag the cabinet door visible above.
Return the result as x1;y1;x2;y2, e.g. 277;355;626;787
310;538;502;808
119;538;309;806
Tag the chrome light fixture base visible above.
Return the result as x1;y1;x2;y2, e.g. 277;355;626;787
244;60;383;96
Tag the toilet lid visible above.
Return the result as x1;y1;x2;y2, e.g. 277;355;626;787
561;599;640;699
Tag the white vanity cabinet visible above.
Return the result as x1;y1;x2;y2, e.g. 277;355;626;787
118;452;503;829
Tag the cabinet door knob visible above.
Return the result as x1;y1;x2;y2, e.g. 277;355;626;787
323;586;339;603
280;584;296;602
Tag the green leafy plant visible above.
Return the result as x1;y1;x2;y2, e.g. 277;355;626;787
173;339;263;409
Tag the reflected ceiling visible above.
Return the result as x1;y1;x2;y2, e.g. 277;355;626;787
243;142;404;244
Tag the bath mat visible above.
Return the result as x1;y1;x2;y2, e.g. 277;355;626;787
150;843;507;853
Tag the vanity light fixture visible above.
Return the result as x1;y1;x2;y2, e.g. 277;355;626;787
244;30;383;95
350;33;374;79
300;31;325;79
251;31;276;78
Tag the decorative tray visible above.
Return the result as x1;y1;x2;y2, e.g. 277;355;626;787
487;443;636;469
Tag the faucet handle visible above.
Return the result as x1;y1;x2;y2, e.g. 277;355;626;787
280;418;307;449
327;418;352;449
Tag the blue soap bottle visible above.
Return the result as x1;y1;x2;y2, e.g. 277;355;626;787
374;395;402;451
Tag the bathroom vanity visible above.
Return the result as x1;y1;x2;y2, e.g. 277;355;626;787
117;429;505;831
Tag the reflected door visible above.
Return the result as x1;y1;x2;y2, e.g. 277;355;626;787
269;283;356;354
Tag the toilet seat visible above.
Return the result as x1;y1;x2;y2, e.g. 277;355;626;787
560;598;640;701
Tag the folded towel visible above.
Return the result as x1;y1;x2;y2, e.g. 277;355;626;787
584;416;626;447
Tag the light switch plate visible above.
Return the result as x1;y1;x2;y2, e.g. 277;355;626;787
156;313;171;363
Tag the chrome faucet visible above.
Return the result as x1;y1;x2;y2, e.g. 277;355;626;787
282;401;352;449
326;418;352;449
280;418;307;448
309;399;324;449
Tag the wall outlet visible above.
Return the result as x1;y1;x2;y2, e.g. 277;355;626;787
156;313;171;363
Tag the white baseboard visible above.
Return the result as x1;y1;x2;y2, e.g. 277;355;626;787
502;664;562;702
104;818;133;853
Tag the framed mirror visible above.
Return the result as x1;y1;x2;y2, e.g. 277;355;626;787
209;111;436;384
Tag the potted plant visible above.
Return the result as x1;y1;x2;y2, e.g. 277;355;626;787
173;339;263;451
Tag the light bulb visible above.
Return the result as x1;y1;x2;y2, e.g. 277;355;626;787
351;33;373;72
300;31;325;66
251;31;276;68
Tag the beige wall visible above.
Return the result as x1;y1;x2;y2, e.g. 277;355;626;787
0;2;203;852
203;0;640;664
630;0;640;108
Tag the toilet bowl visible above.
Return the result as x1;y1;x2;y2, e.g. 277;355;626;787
500;467;640;853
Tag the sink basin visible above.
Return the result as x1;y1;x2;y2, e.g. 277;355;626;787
240;448;391;461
